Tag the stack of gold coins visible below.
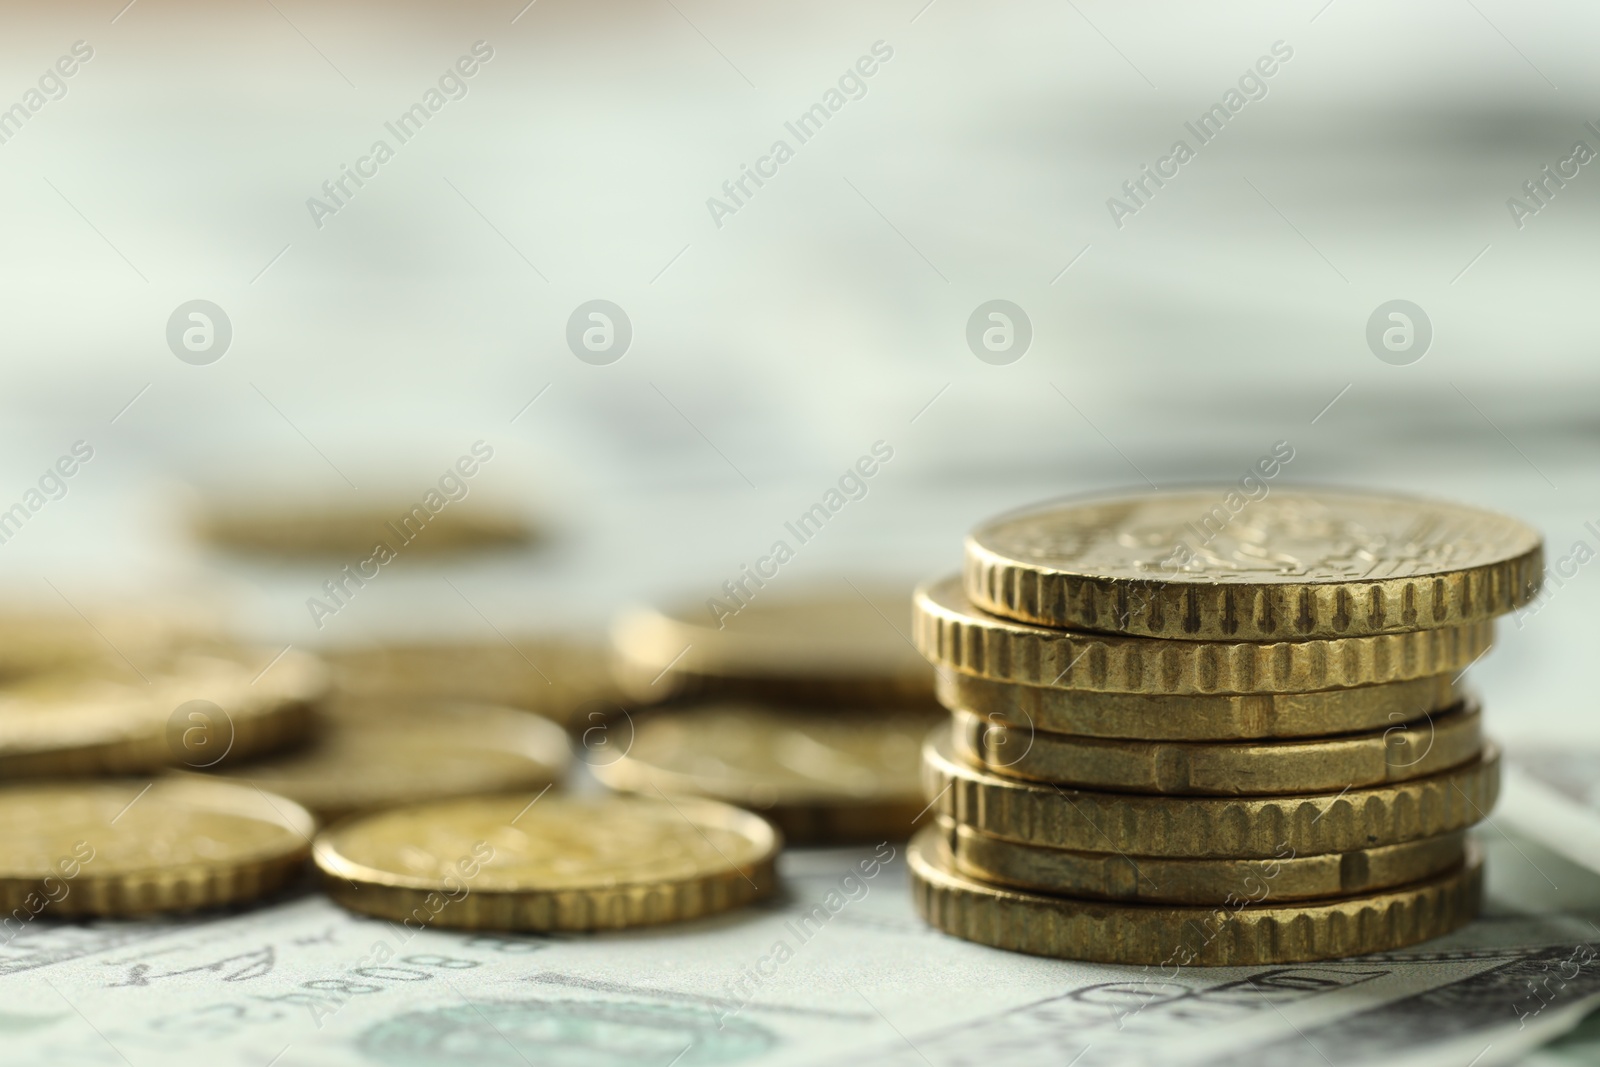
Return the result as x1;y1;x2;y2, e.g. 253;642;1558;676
908;489;1543;966
601;585;942;843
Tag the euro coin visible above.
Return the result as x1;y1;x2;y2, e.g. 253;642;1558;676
325;639;618;730
949;701;1482;794
193;498;535;558
611;584;933;705
183;697;570;820
0;779;314;917
0;647;325;777
0;605;198;681
315;794;779;931
922;724;1498;858
915;576;1493;694
937;671;1461;740
938;816;1467;903
965;488;1542;640
909;826;1482;965
589;702;940;843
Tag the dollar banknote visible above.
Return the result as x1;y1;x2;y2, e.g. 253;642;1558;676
0;825;1596;1067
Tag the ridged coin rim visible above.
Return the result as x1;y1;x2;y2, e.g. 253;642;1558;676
916;576;1495;694
910;825;1483;965
964;489;1542;640
922;724;1499;857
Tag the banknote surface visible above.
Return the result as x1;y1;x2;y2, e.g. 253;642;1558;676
0;825;1596;1067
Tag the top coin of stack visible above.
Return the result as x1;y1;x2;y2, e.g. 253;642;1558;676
910;488;1542;966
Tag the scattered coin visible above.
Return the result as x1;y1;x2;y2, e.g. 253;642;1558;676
964;488;1542;640
915;575;1494;694
325;639;618;730
938;816;1467;903
909;826;1482;965
0;778;314;917
182;697;571;821
589;702;941;844
315;793;779;931
0;647;325;777
938;671;1461;741
193;498;535;558
950;700;1482;794
0;605;200;682
611;585;933;705
922;724;1499;858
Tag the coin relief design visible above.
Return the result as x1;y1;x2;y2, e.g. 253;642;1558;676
965;489;1542;639
315;794;780;931
325;795;773;891
0;779;315;916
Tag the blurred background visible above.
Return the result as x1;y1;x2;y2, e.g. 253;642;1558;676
0;0;1593;743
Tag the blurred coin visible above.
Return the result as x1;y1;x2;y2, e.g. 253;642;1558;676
910;826;1481;965
922;723;1498;858
939;671;1461;740
965;488;1542;640
325;639;617;731
0;778;314;917
938;816;1467;903
315;793;778;931
0;605;198;682
950;701;1482;794
193;499;535;558
0;647;325;777
916;575;1494;694
184;697;570;820
612;584;932;705
589;702;941;844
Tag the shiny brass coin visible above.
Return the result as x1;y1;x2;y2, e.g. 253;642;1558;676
950;701;1483;794
611;585;933;706
922;725;1498;857
0;779;314;917
0;605;200;681
937;816;1467;903
0;647;326;778
184;697;571;820
938;671;1461;741
315;793;779;931
915;576;1493;694
193;497;535;558
909;826;1482;965
589;702;941;844
325;639;619;730
965;488;1542;641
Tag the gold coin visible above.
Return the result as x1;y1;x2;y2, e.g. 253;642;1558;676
0;779;314;917
611;585;933;705
922;724;1498;857
0;647;326;778
184;697;571;820
915;576;1493;694
315;793;779;931
938;816;1467;903
0;605;199;681
938;671;1461;740
193;498;535;558
590;702;940;844
910;826;1482;965
325;639;618;730
950;701;1482;794
965;488;1542;640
